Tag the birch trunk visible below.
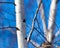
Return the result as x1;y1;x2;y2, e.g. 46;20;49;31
48;0;57;43
15;0;27;48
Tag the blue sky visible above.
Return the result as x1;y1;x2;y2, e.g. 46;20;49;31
0;0;17;48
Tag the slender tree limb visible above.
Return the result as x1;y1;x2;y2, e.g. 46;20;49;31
47;0;57;42
26;24;48;43
0;2;15;5
30;39;40;48
40;3;47;35
37;0;47;40
40;3;47;40
27;0;42;42
55;29;60;37
34;27;47;42
0;26;16;34
54;45;60;48
54;39;60;44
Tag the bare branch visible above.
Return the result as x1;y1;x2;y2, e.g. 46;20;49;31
54;45;60;48
26;24;49;43
30;39;40;48
0;2;15;5
47;0;57;42
27;0;42;42
34;27;47;42
40;3;47;35
55;29;60;37
37;0;47;40
26;24;48;43
30;39;49;48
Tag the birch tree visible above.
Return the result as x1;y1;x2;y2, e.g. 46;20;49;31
15;0;27;48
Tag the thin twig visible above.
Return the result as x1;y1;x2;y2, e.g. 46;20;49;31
55;29;60;37
0;2;15;5
27;0;42;42
30;39;40;48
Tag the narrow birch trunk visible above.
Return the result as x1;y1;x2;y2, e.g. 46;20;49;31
48;0;57;43
15;0;27;48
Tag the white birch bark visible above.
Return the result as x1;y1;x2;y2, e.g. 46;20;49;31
48;0;57;42
15;0;27;48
